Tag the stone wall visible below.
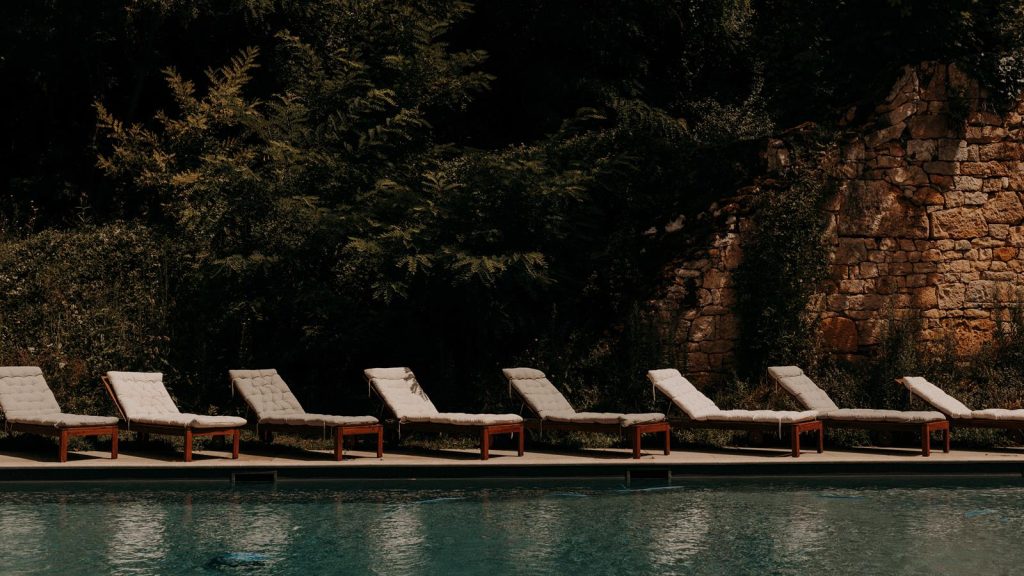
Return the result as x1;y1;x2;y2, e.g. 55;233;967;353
654;63;1024;381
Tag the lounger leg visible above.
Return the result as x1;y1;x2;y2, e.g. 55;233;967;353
921;424;930;457
663;428;671;456
817;425;824;453
334;427;344;461
517;427;524;456
944;426;950;453
377;427;384;458
184;429;193;462
632;428;641;459
59;429;69;463
111;430;119;460
231;430;240;459
791;425;800;458
481;429;490;460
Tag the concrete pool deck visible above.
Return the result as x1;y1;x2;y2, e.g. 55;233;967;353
2;444;1024;482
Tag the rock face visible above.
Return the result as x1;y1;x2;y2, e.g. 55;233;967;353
654;62;1024;382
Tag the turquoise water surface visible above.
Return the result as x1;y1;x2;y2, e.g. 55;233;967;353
0;478;1021;575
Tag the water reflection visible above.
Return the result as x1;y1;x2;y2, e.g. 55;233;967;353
192;493;291;571
367;502;426;574
106;501;169;574
0;506;46;569
648;495;710;571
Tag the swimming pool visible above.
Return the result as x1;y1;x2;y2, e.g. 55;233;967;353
0;478;1020;574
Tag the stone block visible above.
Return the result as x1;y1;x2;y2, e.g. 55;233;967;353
1008;226;1024;246
966;125;1008;143
889;165;929;186
960;161;1009;178
913;286;939;308
982;192;1024;224
908;115;951;138
907;139;937;161
821;316;859;353
953;176;984;191
994;246;1018;261
931;208;988;239
979;142;1023;161
937;284;965;309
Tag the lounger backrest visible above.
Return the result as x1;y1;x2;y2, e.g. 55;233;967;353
899;376;972;418
364;367;438;419
229;369;305;417
105;371;180;418
502;368;576;417
767;366;840;412
646;368;720;421
0;366;61;418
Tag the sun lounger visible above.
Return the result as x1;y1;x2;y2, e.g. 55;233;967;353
647;368;821;457
898;376;1024;432
365;367;524;460
102;371;246;462
502;367;669;459
768;366;949;456
0;366;119;462
229;369;382;460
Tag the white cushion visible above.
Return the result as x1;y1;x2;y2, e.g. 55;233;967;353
229;369;305;417
822;408;944;423
767;366;841;412
0;366;62;418
365;367;439;421
646;369;720;421
7;413;119;428
364;367;414;380
424;413;523;426
618;413;667;426
714;409;818;424
105;371;180;418
970;408;1024;421
130;414;247;429
501;367;547;380
899;377;973;418
503;368;576;417
259;413;378;427
545;411;623;425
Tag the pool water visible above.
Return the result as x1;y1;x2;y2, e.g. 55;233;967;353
0;478;1021;575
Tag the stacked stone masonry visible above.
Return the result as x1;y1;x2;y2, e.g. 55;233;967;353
655;63;1024;381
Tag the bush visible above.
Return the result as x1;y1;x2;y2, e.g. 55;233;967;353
0;224;169;415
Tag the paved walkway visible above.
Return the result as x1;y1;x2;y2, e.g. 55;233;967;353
1;444;1023;482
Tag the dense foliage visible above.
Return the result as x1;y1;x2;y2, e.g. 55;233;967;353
3;0;1024;424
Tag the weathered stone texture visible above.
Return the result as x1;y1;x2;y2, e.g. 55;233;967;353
654;62;1024;381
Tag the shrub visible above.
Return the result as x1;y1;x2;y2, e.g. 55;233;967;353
0;224;169;415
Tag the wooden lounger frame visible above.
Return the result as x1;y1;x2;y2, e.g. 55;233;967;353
902;383;1024;435
777;383;949;456
367;374;525;460
523;419;670;459
256;423;384;460
7;422;118;463
386;421;524;460
813;419;949;456
101;375;241;462
665;415;822;457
